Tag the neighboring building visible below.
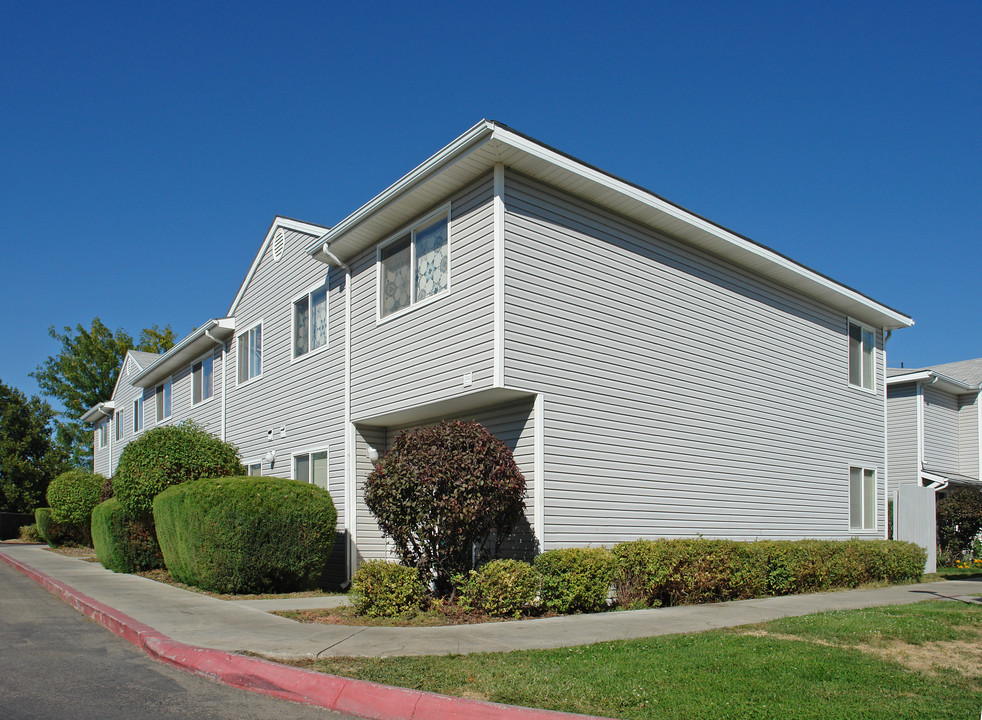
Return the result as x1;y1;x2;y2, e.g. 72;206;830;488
85;120;914;584
887;360;982;571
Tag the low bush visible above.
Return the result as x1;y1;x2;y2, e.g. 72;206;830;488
46;470;105;544
613;538;926;608
91;499;164;573
34;507;85;547
350;560;427;617
457;559;539;617
535;547;617;614
114;421;244;518
18;523;41;542
153;476;337;594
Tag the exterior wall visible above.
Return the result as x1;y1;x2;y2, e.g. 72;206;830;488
224;224;347;550
922;385;960;472
352;398;538;570
958;393;979;478
886;382;919;492
502;171;888;546
109;355;153;474
349;174;496;422
92;418;111;477
151;347;225;438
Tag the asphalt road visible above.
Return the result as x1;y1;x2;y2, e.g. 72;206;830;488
0;561;360;720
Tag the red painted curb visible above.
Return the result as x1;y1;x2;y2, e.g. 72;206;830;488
0;549;614;720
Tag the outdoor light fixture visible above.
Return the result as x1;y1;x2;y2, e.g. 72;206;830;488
367;447;379;463
265;449;277;463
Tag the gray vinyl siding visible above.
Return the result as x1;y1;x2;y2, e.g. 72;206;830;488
502;172;887;545
108;355;154;475
958;394;980;478
922;385;960;473
349;174;495;422
886;383;920;493
354;424;390;567
93;419;110;477
224;226;347;555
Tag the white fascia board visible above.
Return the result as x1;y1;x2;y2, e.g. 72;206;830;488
311;120;912;330
887;370;977;394
228;216;330;316
81;401;116;423
132;318;235;388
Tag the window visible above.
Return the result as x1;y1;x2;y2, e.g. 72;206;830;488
293;283;328;358
115;410;123;441
848;321;875;391
192;355;214;405
379;212;449;318
238;324;262;383
247;462;262;476
849;467;876;530
155;380;172;422
294;451;328;489
97;422;108;449
133;396;144;433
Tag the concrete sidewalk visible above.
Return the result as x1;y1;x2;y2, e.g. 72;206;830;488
3;543;980;660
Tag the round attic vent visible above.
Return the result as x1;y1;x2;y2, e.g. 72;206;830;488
272;228;286;261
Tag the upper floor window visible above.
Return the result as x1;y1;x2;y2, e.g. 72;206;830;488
97;422;108;449
133;396;144;433
378;211;449;319
156;379;172;423
849;466;876;530
848;321;875;391
115;410;123;441
237;324;262;383
192;354;214;405
293;283;328;358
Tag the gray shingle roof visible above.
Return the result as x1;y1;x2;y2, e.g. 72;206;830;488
129;350;163;370
887;357;982;387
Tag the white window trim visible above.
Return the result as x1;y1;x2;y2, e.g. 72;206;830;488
848;464;877;532
246;460;263;477
236;321;264;387
97;421;109;449
847;318;877;394
190;349;217;407
115;410;124;442
155;376;173;424
290;277;330;363
375;204;452;324
292;447;330;485
132;396;144;434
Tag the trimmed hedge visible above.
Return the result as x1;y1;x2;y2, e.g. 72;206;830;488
350;560;427;617
91;499;164;573
34;508;67;547
114;421;244;518
613;538;927;608
153;476;337;594
457;559;539;617
535;547;618;614
47;471;105;544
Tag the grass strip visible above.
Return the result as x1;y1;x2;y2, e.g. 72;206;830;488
285;600;981;720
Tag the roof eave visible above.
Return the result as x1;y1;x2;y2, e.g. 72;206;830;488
80;401;115;423
132;318;235;388
887;370;978;394
310;121;912;331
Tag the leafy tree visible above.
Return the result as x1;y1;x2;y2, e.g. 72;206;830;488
31;317;175;468
937;486;982;565
0;380;67;513
365;420;526;595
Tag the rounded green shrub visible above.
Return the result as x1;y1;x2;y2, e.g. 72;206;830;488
153;476;337;594
113;421;244;518
47;470;105;526
535;547;617;614
365;420;526;595
34;507;69;547
91;498;164;573
350;560;427;617
458;559;539;617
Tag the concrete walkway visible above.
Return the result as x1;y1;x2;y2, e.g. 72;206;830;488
3;543;980;660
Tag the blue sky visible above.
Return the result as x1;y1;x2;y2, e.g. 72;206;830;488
2;0;980;400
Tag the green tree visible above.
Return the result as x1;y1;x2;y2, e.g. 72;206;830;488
0;380;67;513
31;317;176;468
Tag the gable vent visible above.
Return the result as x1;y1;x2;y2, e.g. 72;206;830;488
272;228;286;261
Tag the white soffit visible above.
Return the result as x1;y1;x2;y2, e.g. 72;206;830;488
311;121;913;330
132;318;236;388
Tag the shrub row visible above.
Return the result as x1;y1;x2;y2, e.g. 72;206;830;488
351;539;926;617
91;498;164;573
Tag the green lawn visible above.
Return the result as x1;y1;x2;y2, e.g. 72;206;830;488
289;600;982;720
